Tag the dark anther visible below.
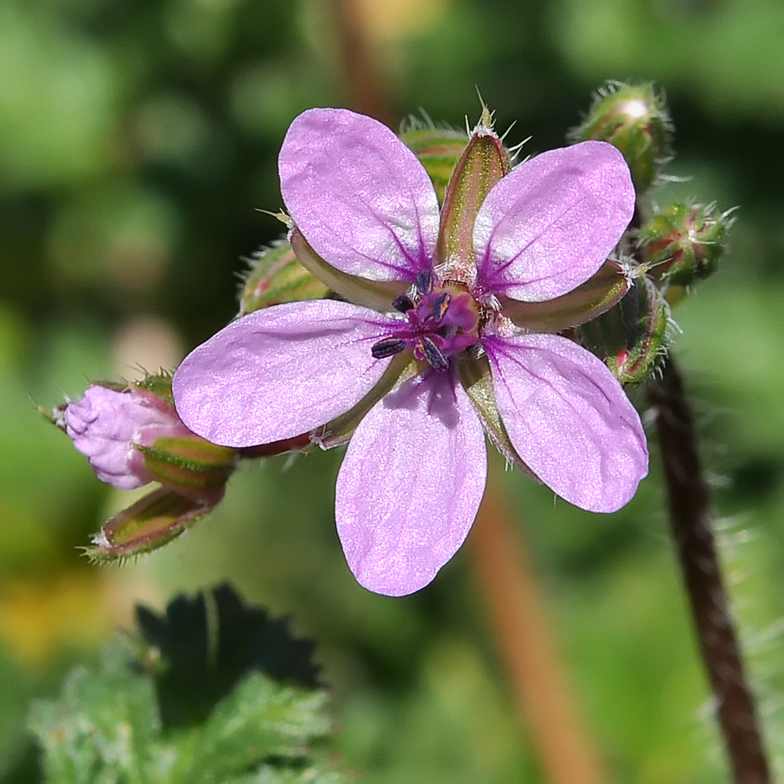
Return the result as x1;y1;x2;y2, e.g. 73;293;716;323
415;270;433;294
371;337;406;359
392;293;414;313
429;292;450;322
419;336;449;372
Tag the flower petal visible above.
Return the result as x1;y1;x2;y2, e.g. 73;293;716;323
172;300;396;447
485;333;647;512
64;386;175;490
336;371;487;596
474;141;634;301
279;108;440;283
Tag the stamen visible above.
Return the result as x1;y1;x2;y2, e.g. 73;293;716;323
419;336;449;372
371;337;406;359
415;270;433;294
429;292;451;322
392;293;414;313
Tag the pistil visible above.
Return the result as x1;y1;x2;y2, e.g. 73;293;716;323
371;280;482;372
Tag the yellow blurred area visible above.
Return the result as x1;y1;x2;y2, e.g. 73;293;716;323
355;0;448;40
0;569;159;668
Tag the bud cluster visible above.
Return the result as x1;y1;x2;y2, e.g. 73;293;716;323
570;82;732;382
46;374;309;561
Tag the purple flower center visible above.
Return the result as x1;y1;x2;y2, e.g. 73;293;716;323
371;272;481;372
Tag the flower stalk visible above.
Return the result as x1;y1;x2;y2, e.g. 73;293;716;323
648;356;771;784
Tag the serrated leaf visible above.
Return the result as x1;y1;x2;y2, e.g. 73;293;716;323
167;673;332;784
28;645;159;784
136;584;321;729
27;588;348;784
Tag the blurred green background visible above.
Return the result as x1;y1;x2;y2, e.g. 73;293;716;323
3;0;784;781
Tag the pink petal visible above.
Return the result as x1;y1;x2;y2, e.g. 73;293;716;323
64;386;175;490
172;300;396;447
279;108;440;283
485;333;648;512
474;141;634;302
336;371;487;596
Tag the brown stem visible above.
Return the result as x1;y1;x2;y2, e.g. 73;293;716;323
470;462;607;784
648;355;771;784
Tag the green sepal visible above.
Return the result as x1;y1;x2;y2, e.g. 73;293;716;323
315;352;417;449
239;238;330;316
456;355;536;478
576;274;671;384
131;371;177;408
290;229;407;313
436;116;511;275
499;259;630;333
638;201;730;290
571;82;672;193
399;123;468;204
86;487;218;562
135;435;236;501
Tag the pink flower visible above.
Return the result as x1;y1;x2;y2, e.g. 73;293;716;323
173;108;648;596
63;385;186;490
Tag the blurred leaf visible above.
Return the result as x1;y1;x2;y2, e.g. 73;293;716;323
136;584;321;728
28;586;345;784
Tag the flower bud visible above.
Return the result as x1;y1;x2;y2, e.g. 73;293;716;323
50;376;235;502
238;239;329;316
576;274;671;384
86;487;219;561
638;201;730;289
571;82;671;192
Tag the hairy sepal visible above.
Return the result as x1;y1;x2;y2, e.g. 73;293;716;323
290;229;407;313
500;259;630;332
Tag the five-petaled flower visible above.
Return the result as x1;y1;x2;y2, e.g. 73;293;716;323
173;108;648;596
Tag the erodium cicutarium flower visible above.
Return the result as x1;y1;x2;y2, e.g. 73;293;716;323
172;108;648;596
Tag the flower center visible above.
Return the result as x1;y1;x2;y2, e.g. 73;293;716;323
371;271;481;372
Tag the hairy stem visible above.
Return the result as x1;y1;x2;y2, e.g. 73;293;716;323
470;462;607;784
648;355;771;784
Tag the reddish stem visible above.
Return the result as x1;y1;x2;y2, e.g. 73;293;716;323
648;355;771;784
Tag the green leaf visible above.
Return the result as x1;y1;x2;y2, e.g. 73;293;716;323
399;124;468;204
135;584;321;728
87;488;216;562
28;645;159;784
499;259;630;333
27;587;348;784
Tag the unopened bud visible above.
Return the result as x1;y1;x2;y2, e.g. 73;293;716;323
49;375;235;502
87;487;219;561
638;201;730;288
239;239;329;316
572;82;671;192
576;275;671;384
